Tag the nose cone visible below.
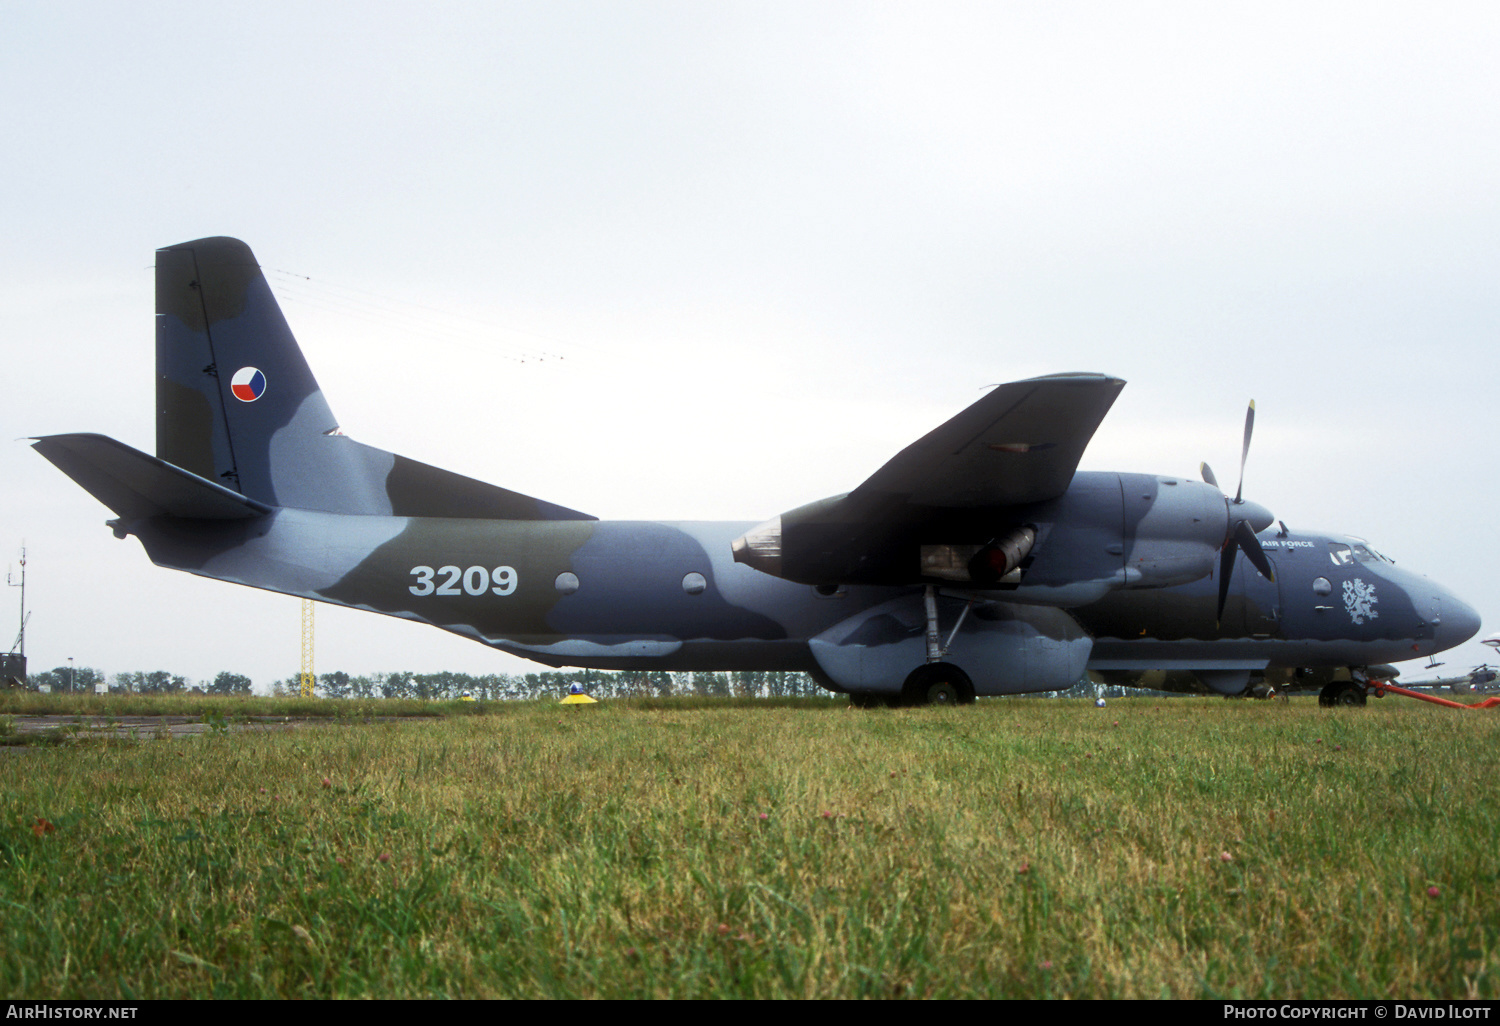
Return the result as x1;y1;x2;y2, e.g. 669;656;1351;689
1233;499;1275;534
1435;590;1483;654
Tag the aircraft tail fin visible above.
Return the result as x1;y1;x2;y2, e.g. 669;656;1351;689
154;237;594;520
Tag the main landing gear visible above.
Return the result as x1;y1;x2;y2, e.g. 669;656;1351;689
849;586;979;708
911;586;977;704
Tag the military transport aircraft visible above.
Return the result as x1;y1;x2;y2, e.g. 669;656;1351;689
32;237;1482;707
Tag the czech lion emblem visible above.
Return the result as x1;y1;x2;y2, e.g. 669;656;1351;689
1343;578;1378;625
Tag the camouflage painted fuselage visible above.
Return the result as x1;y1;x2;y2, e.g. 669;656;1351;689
121;496;1479;697
33;237;1482;701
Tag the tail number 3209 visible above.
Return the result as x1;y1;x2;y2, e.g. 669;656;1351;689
409;565;518;597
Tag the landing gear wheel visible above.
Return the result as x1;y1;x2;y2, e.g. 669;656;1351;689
1319;681;1368;707
901;663;976;707
926;680;961;705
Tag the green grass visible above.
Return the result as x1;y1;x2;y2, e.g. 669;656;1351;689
0;691;468;719
1;696;1497;998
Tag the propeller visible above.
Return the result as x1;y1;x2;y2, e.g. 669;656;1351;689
1201;401;1276;625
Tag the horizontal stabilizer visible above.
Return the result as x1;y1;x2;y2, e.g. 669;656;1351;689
32;433;272;521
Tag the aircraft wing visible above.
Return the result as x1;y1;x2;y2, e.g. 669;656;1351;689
850;372;1125;509
733;373;1126;584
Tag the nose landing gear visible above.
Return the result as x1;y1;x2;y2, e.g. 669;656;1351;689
1319;680;1368;707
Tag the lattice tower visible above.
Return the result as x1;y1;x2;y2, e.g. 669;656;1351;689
300;599;315;698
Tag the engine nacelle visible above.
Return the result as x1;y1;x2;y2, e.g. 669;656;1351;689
1114;474;1230;588
730;472;1262;595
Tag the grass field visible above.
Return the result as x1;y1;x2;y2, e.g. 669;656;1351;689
1;694;1497;999
0;691;467;720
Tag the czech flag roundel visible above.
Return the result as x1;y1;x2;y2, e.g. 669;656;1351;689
230;367;267;403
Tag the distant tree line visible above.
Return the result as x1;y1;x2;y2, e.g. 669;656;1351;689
25;666;255;695
23;665;1174;701
21;665;835;700
270;668;835;701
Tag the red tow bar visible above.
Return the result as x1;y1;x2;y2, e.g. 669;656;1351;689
1371;682;1500;710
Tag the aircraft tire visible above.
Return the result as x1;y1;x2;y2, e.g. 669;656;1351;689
901;664;975;707
926;680;961;705
1318;681;1367;707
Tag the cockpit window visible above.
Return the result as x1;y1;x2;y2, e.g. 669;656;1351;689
1350;543;1392;564
1331;541;1392;566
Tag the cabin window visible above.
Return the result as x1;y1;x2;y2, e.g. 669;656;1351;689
555;572;580;596
682;572;707;596
1312;577;1332;596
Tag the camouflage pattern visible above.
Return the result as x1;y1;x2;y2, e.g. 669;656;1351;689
32;238;1482;705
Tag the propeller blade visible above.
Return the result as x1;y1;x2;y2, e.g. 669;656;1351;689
1234;519;1275;582
1211;398;1274;627
1216;541;1237;625
1235;400;1255;504
1218;519;1275;625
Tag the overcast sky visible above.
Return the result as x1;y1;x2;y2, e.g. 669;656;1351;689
4;2;1496;690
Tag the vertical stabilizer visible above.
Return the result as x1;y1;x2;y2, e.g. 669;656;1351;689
153;237;595;521
156;237;346;506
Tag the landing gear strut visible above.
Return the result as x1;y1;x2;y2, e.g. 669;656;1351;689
847;587;979;708
905;587;976;705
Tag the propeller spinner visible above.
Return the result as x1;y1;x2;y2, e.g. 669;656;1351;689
1201;401;1276;625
